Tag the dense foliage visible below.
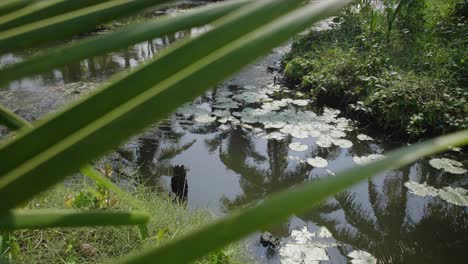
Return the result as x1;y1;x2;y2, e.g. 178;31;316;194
284;0;468;139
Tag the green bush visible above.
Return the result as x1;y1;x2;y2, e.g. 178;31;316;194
365;72;468;137
283;0;468;138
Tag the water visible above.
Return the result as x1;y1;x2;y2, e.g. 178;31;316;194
0;2;467;263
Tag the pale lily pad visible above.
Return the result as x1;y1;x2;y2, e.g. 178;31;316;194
218;124;231;131
212;110;231;117
348;250;377;264
357;134;374;141
403;181;468;207
438;186;468;206
194;115;216;123
429;158;467;174
316;137;333;148
292;99;309;106
353;154;385;165
291;226;314;243
404;181;439;197
279;244;328;264
264;121;286;129
332;139;353;148
307;157;328;168
263;131;286;140
291;130;309;139
261;102;281;111
289;142;309;152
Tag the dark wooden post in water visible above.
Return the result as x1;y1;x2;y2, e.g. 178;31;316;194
171;165;188;201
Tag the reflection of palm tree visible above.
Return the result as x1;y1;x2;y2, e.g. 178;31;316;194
300;164;468;264
208;127;312;210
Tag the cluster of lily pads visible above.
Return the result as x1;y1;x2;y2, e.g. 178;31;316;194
404;181;468;207
402;157;467;207
279;225;376;264
177;84;387;171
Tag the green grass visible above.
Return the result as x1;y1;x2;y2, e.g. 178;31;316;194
3;178;245;264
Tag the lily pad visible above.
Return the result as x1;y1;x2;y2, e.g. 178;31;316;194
438;186;468;206
307;157;328;168
332;139;353;148
289;142;309;152
316;137;333;148
348;250;377;264
429;158;467;174
357;134;374;141
218;124;231;131
291;130;309;139
353;154;385;165
404;181;439;197
292;99;309;106
194;115;216;123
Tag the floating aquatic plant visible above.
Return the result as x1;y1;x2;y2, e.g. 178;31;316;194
429;158;467;174
404;181;468;207
279;226;336;264
353;154;385;165
348;250;377;264
307;157;328;168
332;138;353;148
357;134;374;141
289;142;308;152
291;99;309;106
437;186;468;207
194;115;217;123
404;181;439;197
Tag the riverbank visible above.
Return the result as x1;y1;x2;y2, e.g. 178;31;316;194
2;177;245;264
282;0;467;140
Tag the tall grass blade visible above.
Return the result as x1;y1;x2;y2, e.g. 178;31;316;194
0;0;113;32
0;0;249;86
117;129;468;264
0;0;173;52
0;0;351;215
0;210;149;229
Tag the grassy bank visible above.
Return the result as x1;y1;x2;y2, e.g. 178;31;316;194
1;178;245;264
283;0;467;139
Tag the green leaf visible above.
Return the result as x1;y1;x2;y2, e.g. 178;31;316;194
0;0;34;17
0;0;249;86
117;129;468;264
0;104;31;130
0;0;173;52
0;0;113;32
0;210;149;230
0;106;145;210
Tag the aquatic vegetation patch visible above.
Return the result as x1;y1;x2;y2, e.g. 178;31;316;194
348;250;377;264
357;134;373;141
352;154;385;166
404;181;468;207
428;158;467;174
195;115;217;123
332;138;353;148
289;142;308;152
307;157;328;168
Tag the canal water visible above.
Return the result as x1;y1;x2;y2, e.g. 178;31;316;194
1;2;466;263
